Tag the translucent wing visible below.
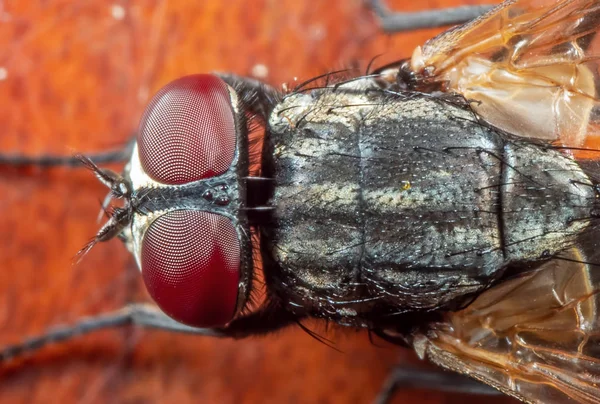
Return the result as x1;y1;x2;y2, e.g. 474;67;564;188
409;0;600;150
413;247;600;403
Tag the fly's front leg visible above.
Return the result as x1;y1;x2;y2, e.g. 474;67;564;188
0;300;299;363
367;0;494;32
0;136;135;167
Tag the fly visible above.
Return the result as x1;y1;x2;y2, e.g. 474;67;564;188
2;1;600;403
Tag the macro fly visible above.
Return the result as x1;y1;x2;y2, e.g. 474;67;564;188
2;0;600;403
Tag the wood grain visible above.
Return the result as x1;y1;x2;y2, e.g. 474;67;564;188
0;1;516;403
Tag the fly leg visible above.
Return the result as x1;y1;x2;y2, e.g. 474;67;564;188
367;0;494;32
0;136;135;167
374;364;502;403
0;300;298;363
0;304;202;362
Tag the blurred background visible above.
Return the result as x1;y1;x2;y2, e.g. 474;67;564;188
0;1;516;403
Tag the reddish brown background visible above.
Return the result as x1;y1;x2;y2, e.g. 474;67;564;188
0;1;517;403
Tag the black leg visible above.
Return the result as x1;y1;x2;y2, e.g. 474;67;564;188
1;300;298;363
0;136;135;168
367;0;495;32
374;364;502;404
0;304;216;362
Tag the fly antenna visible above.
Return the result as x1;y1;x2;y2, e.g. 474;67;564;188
74;211;129;264
76;154;132;199
75;154;120;188
73;238;98;265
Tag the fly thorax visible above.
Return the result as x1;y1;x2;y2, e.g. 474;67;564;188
262;87;596;324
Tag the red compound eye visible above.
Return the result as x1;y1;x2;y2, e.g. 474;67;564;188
138;74;236;185
141;210;240;327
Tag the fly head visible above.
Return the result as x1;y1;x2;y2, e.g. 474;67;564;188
79;74;255;329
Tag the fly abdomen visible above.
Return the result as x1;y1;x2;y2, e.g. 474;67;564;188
262;84;596;324
501;142;594;261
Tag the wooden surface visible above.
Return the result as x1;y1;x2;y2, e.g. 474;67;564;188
0;1;517;403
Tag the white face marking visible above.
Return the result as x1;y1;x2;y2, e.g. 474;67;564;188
127;143;165;190
124;145;180;272
127;209;168;271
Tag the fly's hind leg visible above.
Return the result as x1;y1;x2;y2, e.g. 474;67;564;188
367;0;494;32
374;364;503;404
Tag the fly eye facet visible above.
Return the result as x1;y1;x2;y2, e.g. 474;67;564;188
141;210;240;327
138;74;236;185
